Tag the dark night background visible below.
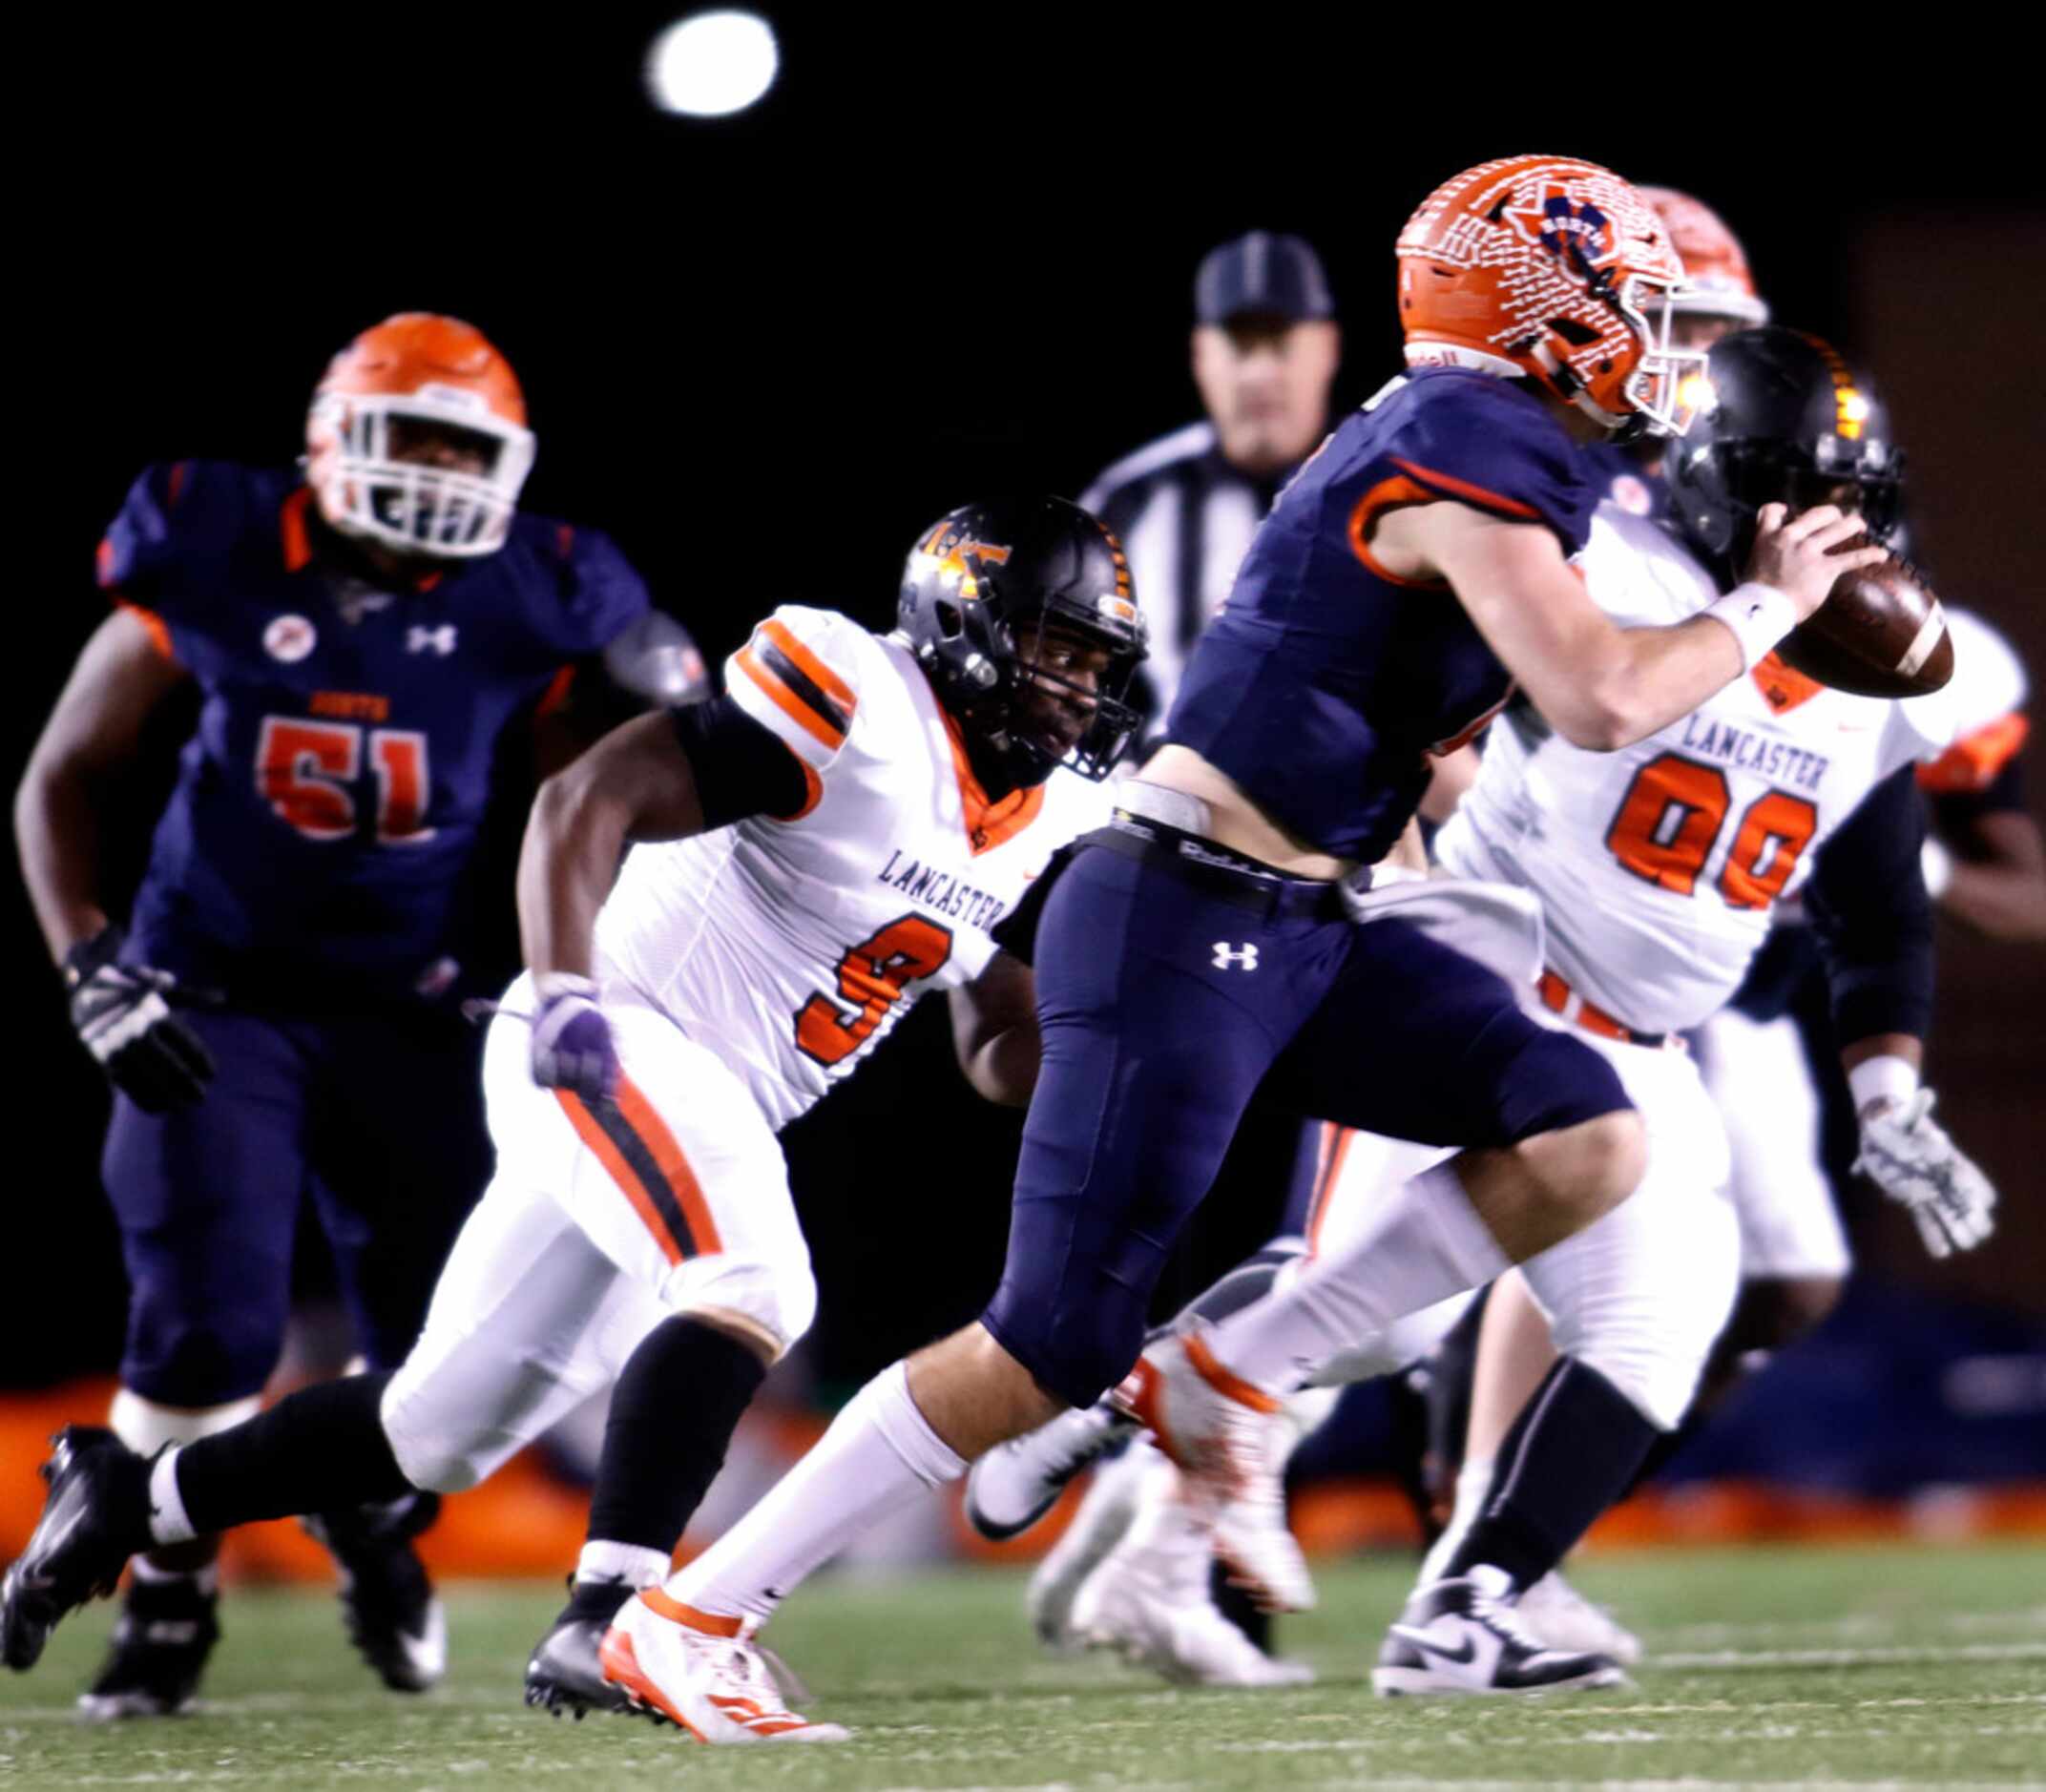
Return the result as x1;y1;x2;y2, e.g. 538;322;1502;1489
11;10;2043;1399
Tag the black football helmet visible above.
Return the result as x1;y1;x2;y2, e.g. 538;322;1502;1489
897;496;1148;788
1665;326;1905;574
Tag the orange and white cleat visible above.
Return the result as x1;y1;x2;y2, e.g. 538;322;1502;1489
597;1590;849;1745
1112;1326;1314;1614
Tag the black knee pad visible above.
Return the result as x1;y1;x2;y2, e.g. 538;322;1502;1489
121;1310;282;1409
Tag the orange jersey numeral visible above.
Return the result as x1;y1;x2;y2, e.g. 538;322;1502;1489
257;716;434;844
1718;788;1818;909
1604;750;1819;911
795;914;955;1068
1604;754;1729;896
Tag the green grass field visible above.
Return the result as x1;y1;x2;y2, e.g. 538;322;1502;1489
3;1544;2042;1788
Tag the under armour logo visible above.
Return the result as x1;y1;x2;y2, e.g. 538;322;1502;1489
1212;943;1259;971
407;624;458;656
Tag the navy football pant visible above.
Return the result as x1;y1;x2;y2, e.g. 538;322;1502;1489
982;842;1629;1408
103;1007;491;1407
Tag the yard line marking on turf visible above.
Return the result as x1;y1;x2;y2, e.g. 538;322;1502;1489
1654;1640;2046;1669
1655;1606;2046;1647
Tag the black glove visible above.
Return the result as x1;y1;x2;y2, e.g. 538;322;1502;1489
64;926;218;1113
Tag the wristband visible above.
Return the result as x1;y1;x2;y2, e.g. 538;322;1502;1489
533;971;598;1004
1919;837;1953;900
1848;1052;1920;1116
1702;582;1800;673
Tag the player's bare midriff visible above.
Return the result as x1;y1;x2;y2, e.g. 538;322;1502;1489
1137;744;1354;881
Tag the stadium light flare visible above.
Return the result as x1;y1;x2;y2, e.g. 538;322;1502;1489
646;10;779;118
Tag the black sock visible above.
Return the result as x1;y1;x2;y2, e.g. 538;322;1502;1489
585;1317;766;1556
176;1373;413;1534
1444;1358;1660;1593
1211;1560;1273;1653
1622;1408;1705;1496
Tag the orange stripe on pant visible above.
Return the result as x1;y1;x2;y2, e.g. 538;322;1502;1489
555;1077;722;1267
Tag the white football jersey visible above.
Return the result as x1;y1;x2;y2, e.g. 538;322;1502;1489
595;606;1109;1132
1435;505;1958;1035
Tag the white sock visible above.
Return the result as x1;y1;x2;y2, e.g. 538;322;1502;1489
576;1540;670;1590
1207;1162;1510;1392
1115;1456;1209;1590
148;1448;198;1547
664;1360;965;1625
1419;1452;1494;1585
111;1388;261;1454
131;1553;218;1594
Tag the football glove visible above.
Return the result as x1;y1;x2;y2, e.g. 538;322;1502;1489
1853;1089;1997;1260
64;926;216;1114
529;973;619;1104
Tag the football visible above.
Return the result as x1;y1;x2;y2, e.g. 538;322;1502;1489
1776;551;1953;699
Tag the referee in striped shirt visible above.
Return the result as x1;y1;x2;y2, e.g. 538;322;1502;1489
1081;230;1342;720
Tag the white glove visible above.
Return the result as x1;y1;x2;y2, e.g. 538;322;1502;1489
1852;1089;1997;1259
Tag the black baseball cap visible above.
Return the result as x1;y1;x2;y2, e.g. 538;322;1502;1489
1194;231;1335;325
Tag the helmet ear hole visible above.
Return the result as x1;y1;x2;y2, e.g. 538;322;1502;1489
934;601;964;640
1546;316;1601;347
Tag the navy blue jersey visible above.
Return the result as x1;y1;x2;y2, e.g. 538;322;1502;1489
96;461;649;1006
1576;439;1671;524
1166;371;1596;862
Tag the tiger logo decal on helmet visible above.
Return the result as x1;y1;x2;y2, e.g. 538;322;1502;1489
1396;155;1703;437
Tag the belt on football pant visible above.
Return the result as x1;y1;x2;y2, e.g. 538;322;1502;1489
1094;814;1353;921
1535;969;1670;1049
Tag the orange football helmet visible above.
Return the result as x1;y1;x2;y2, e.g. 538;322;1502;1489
1637;186;1769;325
1396;156;1702;436
304;313;535;558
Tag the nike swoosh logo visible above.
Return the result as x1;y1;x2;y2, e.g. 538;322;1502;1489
1388;1622;1477;1665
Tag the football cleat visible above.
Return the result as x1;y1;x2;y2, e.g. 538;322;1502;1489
966;1400;1137;1542
1025;1438;1156;1650
525;1576;637;1719
75;1573;220;1720
1514;1571;1643;1667
1112;1328;1313;1614
2;1427;151;1673
1373;1565;1627;1697
302;1491;446;1693
1068;1464;1313;1689
598;1590;848;1744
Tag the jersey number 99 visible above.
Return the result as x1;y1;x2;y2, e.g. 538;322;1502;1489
1604;751;1818;909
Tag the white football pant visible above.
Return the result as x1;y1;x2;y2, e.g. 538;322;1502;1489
381;969;817;1493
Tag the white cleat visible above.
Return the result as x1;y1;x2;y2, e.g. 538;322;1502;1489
598;1591;848;1744
1514;1571;1642;1666
967;1401;1137;1542
1113;1326;1314;1614
1026;1438;1156;1650
1372;1564;1626;1698
1069;1461;1314;1688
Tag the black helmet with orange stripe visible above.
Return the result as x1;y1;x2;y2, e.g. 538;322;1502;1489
1666;327;1905;573
897;496;1148;789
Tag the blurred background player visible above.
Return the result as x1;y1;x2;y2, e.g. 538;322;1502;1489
10;313;696;1719
3;498;1146;1740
